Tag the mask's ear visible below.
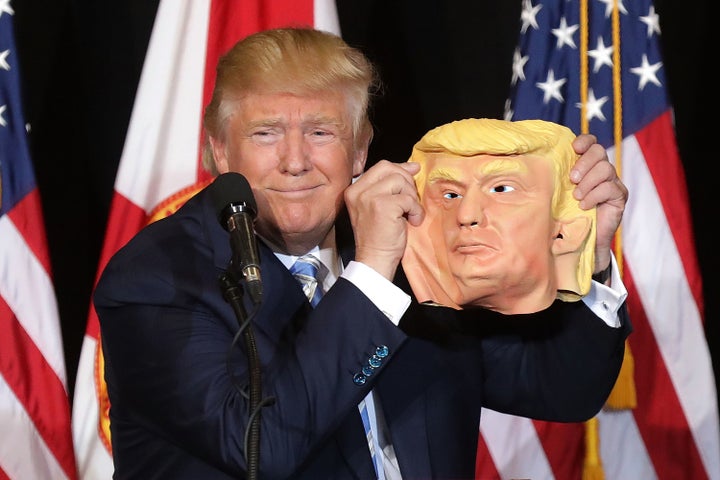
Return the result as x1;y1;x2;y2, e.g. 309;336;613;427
551;216;592;256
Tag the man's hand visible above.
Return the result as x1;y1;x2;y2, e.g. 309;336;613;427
570;134;629;274
345;161;424;280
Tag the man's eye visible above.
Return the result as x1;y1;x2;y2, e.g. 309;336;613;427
491;185;515;193
251;130;281;146
443;192;462;200
307;130;336;145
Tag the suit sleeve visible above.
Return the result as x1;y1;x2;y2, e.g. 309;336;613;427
395;264;632;424
477;299;632;421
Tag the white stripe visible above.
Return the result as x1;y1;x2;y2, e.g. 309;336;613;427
314;0;341;34
598;409;657;479
0;373;69;480
480;408;554;480
616;137;720;478
72;335;114;479
115;0;211;212
0;215;67;387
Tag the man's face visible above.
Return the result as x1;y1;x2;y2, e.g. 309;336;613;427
420;152;558;307
211;91;366;254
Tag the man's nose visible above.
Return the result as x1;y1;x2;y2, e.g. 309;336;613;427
279;130;311;173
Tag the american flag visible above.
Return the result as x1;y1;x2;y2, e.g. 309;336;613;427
0;3;78;479
476;0;720;478
70;1;340;477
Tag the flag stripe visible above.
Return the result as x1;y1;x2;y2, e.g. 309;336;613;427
1;6;77;478
6;188;52;274
479;411;554;479
534;420;584;478
0;372;68;480
598;408;656;479
0;297;75;477
0;183;75;480
621;131;719;477
493;0;720;478
623;270;707;479
634;111;704;311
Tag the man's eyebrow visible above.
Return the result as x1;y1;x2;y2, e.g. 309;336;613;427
246;118;283;129
303;114;345;128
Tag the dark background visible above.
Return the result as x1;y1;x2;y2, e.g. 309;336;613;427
12;0;715;402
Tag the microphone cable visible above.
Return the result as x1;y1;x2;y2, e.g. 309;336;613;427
219;270;275;480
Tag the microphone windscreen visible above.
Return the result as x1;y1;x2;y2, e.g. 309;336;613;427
209;172;258;225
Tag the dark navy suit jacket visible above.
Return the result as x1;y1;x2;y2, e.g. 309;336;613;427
95;182;631;479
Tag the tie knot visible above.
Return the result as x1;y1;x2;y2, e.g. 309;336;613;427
290;255;324;307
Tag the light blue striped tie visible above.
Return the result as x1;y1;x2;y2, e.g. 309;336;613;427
289;255;323;307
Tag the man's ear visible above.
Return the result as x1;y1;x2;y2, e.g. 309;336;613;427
209;136;229;174
551;216;592;255
353;148;368;176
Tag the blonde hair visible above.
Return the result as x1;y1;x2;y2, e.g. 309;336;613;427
202;27;379;175
410;118;595;300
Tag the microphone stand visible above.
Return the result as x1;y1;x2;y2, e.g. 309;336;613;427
219;271;262;480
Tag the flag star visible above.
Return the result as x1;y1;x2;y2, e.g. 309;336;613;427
520;0;542;34
503;99;514;120
640;5;661;37
552;17;579;49
0;50;10;71
630;54;662;90
0;0;14;18
536;69;566;104
0;105;7;127
511;48;529;84
588;37;613;72
598;0;627;18
576;89;609;122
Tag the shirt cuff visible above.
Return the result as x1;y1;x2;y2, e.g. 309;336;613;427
340;261;411;325
582;254;628;328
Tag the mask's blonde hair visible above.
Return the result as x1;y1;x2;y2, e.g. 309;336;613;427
202;27;380;175
410;118;596;300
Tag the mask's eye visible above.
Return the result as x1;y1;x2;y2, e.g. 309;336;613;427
491;184;515;193
443;191;462;200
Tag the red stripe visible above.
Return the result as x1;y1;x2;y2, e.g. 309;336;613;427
623;265;708;479
7;189;53;275
633;112;704;316
534;420;584;478
475;432;501;479
0;298;77;479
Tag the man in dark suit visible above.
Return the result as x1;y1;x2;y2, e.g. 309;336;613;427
95;27;630;479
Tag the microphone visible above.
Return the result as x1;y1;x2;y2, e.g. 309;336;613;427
210;172;263;305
